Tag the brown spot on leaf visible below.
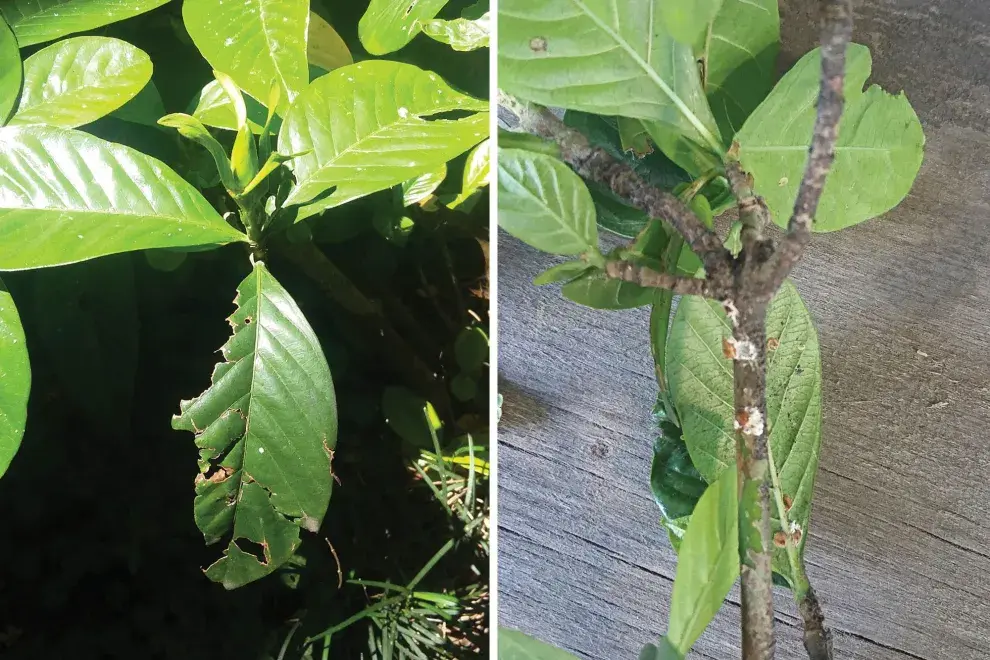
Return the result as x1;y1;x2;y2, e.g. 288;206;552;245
792;528;803;543
722;338;736;359
773;531;788;548
207;466;234;484
530;37;547;52
782;494;793;511
243;316;252;325
767;337;780;351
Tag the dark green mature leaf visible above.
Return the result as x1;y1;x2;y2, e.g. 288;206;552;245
0;0;170;47
498;628;581;659
358;0;449;55
666;281;822;582
278;60;487;219
561;272;653;310
0;15;19;126
665;467;738;656
0;125;247;270
382;386;442;450
420;12;489;51
701;0;779;141
639;638;681;660
183;0;309;112
651;423;706;522
29;254;137;432
0;277;28;478
660;0;722;47
109;80;166;127
497;148;597;255
190;80;274;134
499;0;723;168
10;36;151;128
737;43;925;231
173;261;337;589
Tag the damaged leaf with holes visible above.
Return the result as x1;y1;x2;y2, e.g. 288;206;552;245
172;262;338;589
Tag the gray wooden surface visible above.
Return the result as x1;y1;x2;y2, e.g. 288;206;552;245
495;1;990;658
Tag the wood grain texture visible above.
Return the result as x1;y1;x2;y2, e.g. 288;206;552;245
496;1;990;658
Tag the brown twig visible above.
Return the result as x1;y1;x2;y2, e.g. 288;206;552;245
605;261;730;299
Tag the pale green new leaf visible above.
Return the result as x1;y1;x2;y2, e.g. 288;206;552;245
158;113;238;191
172;261;337;589
10;37;152;128
420;12;489;51
183;0;309;111
665;467;738;656
358;0;449;55
0;14;20;126
278;61;488;219
0;125;248;270
666;281;822;582
0;277;28;478
702;0;779;141
498;628;581;660
402;166;446;206
0;0;170;47
497;148;597;255
737;43;925;231
448;138;489;209
499;0;723;164
660;0;722;46
190;80;274;134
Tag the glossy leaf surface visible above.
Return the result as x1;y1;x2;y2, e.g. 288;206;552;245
190;80;274;134
737;44;925;231
0;125;247;269
497;148;597;256
10;36;152;128
0;0;170;47
420;12;489;51
358;0;449;55
0;14;19;125
307;11;352;71
172;262;337;589
279;61;487;218
0;277;28;478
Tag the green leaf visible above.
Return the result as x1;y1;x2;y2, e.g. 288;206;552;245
499;0;723;162
307;11;352;72
639;639;682;660
0;125;247;270
190;80;274;135
279;61;487;219
158;113;238;191
665;467;738;656
532;260;593;286
561;272;653;310
172;261;337;589
420;12;489;51
737;43;925;231
0;0;170;47
454;326;488;372
29;254;137;432
183;0;309;112
651;423;707;522
498;628;581;660
0;277;28;478
109;80;166;127
497;129;560;157
666;281;822;583
0;14;20;126
497;148;597;255
9;37;152;128
403;166;447;207
358;0;449;55
660;0;722;46
382;386;442;450
617;117;654;158
447;138;490;209
702;0;780;141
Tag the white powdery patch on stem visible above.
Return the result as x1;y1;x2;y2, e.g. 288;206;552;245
723;300;740;327
726;336;759;361
735;407;765;437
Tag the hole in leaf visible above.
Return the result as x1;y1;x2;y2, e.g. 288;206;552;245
404;3;415;15
235;538;268;565
426;109;475;121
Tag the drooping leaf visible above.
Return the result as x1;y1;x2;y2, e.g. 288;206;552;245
158;113;238;191
358;0;449;55
447;138;489;210
109;80;166;127
736;43;925;231
665;467;738;656
0;125;247;270
9;36;152;128
0;277;28;478
499;0;724;168
666;281;822;583
420;12;489;51
190;80;274;134
0;14;20;126
29;254;137;432
497;148;597;256
278;61;487;219
532;260;592;286
183;0;309;111
172;261;337;589
402;166;447;207
498;628;581;660
0;0;170;47
561;272;653;310
701;0;779;141
307;11;352;72
659;0;722;46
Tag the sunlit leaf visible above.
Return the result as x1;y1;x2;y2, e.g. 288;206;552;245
0;277;28;478
0;125;247;269
0;14;20;126
420;12;489;51
278;60;487;219
659;0;722;46
173;261;337;589
307;11;352;71
0;0;170;47
358;0;449;55
447;138;489;209
402;166;446;206
189;79;274;135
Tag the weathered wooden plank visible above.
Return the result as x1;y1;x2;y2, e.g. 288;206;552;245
496;2;990;658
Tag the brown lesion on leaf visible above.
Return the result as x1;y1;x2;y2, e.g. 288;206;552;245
767;337;780;351
529;36;547;53
243;316;252;325
782;493;793;511
196;465;234;486
773;531;788;548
